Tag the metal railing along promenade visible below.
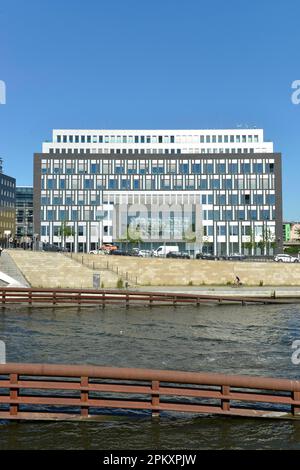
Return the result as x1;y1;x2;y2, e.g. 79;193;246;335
0;363;300;421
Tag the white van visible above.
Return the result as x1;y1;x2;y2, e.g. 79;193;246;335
153;246;179;257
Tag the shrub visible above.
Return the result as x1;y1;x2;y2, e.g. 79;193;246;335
259;280;264;286
116;278;123;289
188;280;193;286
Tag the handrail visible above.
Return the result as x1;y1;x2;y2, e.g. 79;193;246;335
0;363;300;421
0;287;294;306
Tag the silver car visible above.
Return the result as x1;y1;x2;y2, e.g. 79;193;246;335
274;253;299;263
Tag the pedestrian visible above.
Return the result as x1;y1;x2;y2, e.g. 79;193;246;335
235;275;241;286
0;246;2;257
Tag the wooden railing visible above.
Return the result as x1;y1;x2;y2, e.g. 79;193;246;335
0;287;291;306
0;363;299;421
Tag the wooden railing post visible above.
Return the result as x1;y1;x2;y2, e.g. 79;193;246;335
292;391;300;416
221;385;230;412
151;380;160;418
81;376;89;417
10;373;19;417
2;290;6;305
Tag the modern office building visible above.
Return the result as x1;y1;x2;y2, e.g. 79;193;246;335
0;172;16;247
15;186;34;247
34;129;282;255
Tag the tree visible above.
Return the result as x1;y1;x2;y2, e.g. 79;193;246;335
242;228;256;255
58;222;75;250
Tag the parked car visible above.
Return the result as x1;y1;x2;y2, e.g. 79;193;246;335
152;246;179;257
227;253;246;261
274;253;299;263
138;249;152;258
89;249;105;255
101;244;118;252
166;251;190;259
196;253;216;260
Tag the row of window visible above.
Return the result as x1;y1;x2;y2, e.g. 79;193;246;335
42;175;275;191
41;160;275;175
55;134;261;145
41;192;275;207
41;206;274;223
203;225;275;237
0;178;15;188
48;148;259;155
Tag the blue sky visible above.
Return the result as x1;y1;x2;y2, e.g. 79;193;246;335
0;0;299;219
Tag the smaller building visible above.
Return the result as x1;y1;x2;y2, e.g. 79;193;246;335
15;186;33;247
0;173;16;247
283;222;300;244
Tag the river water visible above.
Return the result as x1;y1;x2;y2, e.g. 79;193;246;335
0;302;300;449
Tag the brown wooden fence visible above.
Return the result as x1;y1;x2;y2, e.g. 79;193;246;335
0;363;299;421
0;287;295;307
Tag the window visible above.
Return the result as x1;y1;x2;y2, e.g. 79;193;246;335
249;210;257;220
242;135;247;143
228;163;238;174
57;135;61;143
47;210;54;221
228;194;238;205
237;210;245;220
216;194;226;205
266;163;274;173
230;135;235;143
204;163;213;174
206;135;211;143
179;163;189;174
199;179;208;190
91;163;99;174
218;225;226;236
78;226;85;237
115;166;125;174
216;163;226;174
261;209;270;220
47;179;55;189
229;225;238;236
84;179;93;189
241;163;250;174
241;194;251;204
192;163;201;173
121;179;130;190
109;179;117;189
253;163;263;174
266;194;275;205
211;179;220;190
253;194;263;205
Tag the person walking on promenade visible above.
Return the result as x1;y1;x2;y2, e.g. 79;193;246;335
0;246;2;257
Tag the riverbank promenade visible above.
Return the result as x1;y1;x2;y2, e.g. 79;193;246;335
2;250;300;293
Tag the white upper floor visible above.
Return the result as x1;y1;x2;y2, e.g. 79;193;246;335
42;128;274;155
